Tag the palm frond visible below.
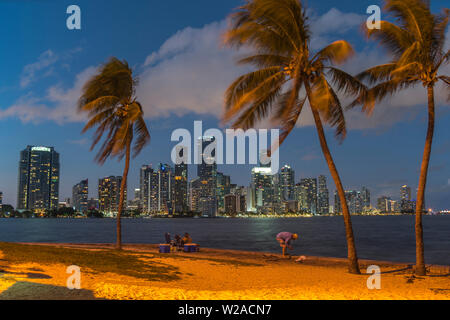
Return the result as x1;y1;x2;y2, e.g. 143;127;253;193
327;67;368;97
313;40;354;65
368;20;414;58
79;57;150;165
224;69;286;123
230;78;284;129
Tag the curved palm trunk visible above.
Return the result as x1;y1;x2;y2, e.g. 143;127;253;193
116;138;131;250
414;85;435;276
306;84;360;274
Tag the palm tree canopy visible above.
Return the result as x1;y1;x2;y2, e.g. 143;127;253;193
78;57;150;164
223;0;367;144
353;0;449;112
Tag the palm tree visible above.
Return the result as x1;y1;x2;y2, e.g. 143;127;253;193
351;0;449;275
78;57;150;250
223;0;367;274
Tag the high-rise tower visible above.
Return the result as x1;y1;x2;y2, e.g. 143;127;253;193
317;175;329;214
72;179;88;213
17;146;60;213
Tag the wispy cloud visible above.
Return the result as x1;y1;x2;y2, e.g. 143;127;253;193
20;50;59;88
0;67;97;124
67;138;89;146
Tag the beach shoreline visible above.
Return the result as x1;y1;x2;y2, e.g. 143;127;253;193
0;242;449;300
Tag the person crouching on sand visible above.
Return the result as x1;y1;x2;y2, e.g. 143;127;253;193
276;232;298;257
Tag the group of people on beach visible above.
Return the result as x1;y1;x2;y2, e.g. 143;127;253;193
165;232;192;251
164;231;301;259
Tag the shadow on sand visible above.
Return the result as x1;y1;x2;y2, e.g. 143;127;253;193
0;281;98;300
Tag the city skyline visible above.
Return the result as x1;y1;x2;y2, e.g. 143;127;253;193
1;143;433;215
0;0;449;210
0;142;445;212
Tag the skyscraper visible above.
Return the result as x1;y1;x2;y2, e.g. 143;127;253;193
216;172;231;212
251;167;274;213
377;196;391;213
400;185;414;213
280;165;295;201
98;176;125;215
224;194;237;215
317;175;329;214
155;163;173;214
139;165;153;213
400;185;411;202
361;186;371;209
17;146;60;213
173;163;188;213
334;187;369;214
298;178;317;214
191;136;218;217
197;136;217;179
72;179;88;213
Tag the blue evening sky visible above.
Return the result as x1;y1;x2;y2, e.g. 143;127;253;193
0;0;449;209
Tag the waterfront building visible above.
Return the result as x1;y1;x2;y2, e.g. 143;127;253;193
87;198;99;210
17;146;60;213
335;190;359;214
72;179;88;213
139;165;153;214
154;163;173;214
246;186;257;213
251;167;275;213
174;163;188;213
400;185;415;213
216;172;231;212
98;176;125;215
377;196;391;213
317;175;329;214
195;136;218;216
361;186;371;209
298;178;317;214
280;165;295;201
224;194;237;215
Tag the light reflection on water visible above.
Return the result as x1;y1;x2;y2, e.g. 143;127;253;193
0;216;448;265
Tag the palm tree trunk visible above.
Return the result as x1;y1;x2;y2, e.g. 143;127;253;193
414;84;435;276
306;84;360;274
116;137;131;250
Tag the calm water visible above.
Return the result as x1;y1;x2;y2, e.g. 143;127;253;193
0;216;448;265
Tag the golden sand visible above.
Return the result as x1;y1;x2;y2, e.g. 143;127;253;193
0;244;448;300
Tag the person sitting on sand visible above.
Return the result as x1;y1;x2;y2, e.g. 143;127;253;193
182;233;192;245
174;234;183;251
165;233;171;244
276;232;298;257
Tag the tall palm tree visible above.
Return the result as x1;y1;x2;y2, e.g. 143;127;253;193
78;57;150;250
223;0;367;274
351;0;449;275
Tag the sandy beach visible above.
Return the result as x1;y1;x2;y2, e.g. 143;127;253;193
0;243;449;300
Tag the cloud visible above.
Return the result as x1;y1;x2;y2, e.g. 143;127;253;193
67;138;89;146
0;67;96;124
309;8;365;50
301;152;321;161
20;50;59;88
137;20;248;119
